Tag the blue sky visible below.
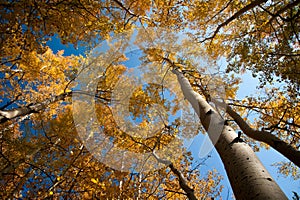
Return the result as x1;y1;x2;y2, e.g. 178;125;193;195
47;34;299;199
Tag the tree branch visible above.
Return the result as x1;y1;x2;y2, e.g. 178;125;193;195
0;90;111;124
205;0;234;24
0;92;72;124
152;151;197;200
227;102;300;129
112;0;151;21
223;102;300;167
199;0;268;43
263;0;300;23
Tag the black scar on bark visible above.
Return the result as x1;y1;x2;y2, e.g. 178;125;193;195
223;119;234;126
206;109;213;115
229;131;244;145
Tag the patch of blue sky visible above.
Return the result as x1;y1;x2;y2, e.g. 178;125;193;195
46;34;86;56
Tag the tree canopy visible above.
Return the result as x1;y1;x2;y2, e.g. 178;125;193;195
0;0;299;199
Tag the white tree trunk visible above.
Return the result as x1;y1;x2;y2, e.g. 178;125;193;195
172;68;288;200
0;92;72;123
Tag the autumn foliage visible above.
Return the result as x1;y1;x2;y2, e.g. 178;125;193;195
0;0;299;199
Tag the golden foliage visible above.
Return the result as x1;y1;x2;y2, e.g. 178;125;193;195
1;0;299;198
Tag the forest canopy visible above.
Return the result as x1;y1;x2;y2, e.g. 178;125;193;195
0;0;299;199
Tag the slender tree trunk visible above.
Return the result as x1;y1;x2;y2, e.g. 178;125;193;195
118;153;124;200
172;68;288;200
0;92;72;124
136;173;142;200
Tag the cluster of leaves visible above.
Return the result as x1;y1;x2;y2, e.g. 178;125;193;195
183;0;300;89
1;105;223;199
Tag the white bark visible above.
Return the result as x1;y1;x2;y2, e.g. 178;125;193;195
0;92;72;123
136;173;142;200
172;68;288;200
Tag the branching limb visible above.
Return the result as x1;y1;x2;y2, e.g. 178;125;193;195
218;101;300;167
199;0;268;43
112;0;151;21
0;92;72;124
152;151;198;200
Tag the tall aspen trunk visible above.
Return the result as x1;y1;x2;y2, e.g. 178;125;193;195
172;68;288;200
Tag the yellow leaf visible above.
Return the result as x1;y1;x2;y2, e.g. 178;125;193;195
91;178;98;184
